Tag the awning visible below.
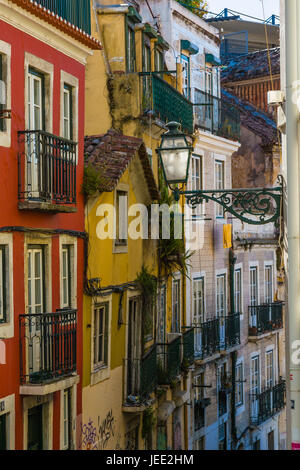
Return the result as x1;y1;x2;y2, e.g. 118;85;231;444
181;40;199;55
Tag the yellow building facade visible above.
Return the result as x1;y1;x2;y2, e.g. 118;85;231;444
81;1;194;450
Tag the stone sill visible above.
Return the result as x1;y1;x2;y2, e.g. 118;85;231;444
18;201;77;213
249;328;283;342
20;373;80;396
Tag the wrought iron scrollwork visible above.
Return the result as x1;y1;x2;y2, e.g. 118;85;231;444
182;177;283;225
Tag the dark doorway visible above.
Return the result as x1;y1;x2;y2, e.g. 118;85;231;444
28;405;43;450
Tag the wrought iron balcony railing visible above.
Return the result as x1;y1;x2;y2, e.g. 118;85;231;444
157;336;181;385
194;399;206;431
182;328;194;365
124;344;157;405
18;130;77;206
251;381;286;426
141;73;194;134
249;302;284;336
192;314;241;360
193;88;240;141
34;0;91;34
19;310;77;385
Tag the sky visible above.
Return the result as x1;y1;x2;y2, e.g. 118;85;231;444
208;0;280;21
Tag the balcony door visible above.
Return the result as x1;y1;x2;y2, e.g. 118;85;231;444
127;298;142;397
27;405;43;450
250;267;259;328
27;69;45;199
157;286;166;344
193;278;205;357
266;350;274;412
250;355;260;423
216;274;226;349
27;247;45;380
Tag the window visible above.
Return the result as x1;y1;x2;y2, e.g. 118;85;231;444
266;350;274;389
195;436;205;450
172;279;181;333
216;274;226;317
265;265;273;304
93;303;109;369
193;278;205;325
250;267;258;307
191;155;203;218
63;84;73;140
181;54;190;99
268;430;274;450
215;160;225;217
28;68;45;131
253;439;260;450
115;190;128;246
218;422;227;450
205;67;213;120
157;286;166;344
63;389;71;450
27;247;44;314
61;245;71;309
0;54;7;133
0;246;7;324
235;362;244;407
0;413;7;450
155;48;164;73
126;23;136;72
234;268;242;314
250;355;260;420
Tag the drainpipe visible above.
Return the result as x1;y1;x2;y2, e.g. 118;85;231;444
285;0;300;450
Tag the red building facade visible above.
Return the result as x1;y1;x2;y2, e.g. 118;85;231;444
0;0;100;450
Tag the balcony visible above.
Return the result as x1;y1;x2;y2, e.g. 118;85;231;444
249;302;283;337
193;89;240;141
157;336;181;385
141;74;194;134
123;345;157;410
18;130;77;212
193;314;241;361
19;310;77;389
34;0;91;34
251;381;286;426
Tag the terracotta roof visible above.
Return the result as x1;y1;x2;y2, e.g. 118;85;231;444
84;129;160;200
221;47;280;83
9;0;102;50
222;89;278;146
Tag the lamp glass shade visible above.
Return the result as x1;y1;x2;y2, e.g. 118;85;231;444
160;147;190;184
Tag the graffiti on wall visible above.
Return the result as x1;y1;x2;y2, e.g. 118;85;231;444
80;410;122;450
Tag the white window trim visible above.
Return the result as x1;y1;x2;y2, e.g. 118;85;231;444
250;351;261;394
234;262;243;320
0;233;14;338
0;394;15;450
265;345;276;384
22;395;53;450
249;261;260;307
24;236;52;314
0;40;11;148
235;357;245;416
215;268;227;317
59;235;77;310
91;295;112;386
264;261;274;304
214;154;226;220
113;183;129;254
60;384;77;450
192;271;206;324
189;153;204;219
60;70;79;163
24;53;54;133
172;272;181;333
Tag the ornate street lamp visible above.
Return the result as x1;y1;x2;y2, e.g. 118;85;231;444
157;122;283;226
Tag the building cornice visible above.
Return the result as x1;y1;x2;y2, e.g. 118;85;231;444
195;129;241;155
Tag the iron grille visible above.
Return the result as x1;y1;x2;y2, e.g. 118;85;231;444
249;302;284;336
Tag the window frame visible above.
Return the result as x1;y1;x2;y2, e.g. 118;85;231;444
250;265;259;307
235;361;244;408
193;276;205;325
216;273;226;318
234;267;242;315
63;83;73;141
61;245;72;310
0;246;7;324
126;19;136;73
172;278;181;333
190;154;204;219
114;187;128;252
214;159;225;218
264;264;273;304
27;245;46;315
93;302;109;370
27;67;46;132
0;40;11;148
181;53;191;100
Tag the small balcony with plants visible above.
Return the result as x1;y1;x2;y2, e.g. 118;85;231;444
123;344;157;412
19;309;78;393
18;130;77;212
249;302;284;338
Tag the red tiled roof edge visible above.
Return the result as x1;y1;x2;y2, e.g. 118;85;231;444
9;0;102;50
84;131;160;201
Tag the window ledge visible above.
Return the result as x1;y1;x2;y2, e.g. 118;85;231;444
20;373;80;396
18;201;77;213
91;366;110;385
